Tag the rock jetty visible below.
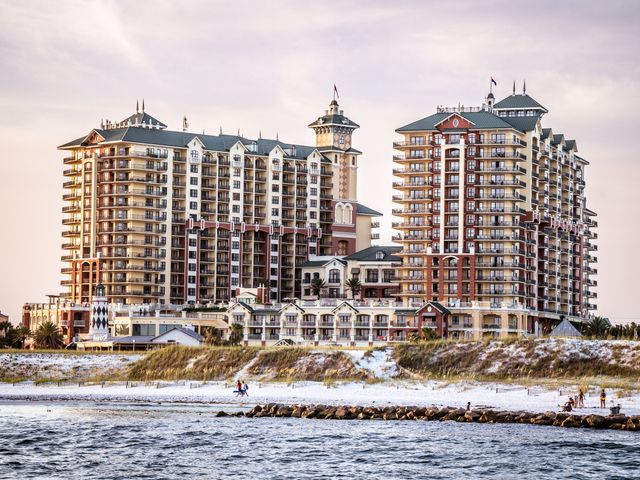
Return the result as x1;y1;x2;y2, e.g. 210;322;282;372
229;404;640;432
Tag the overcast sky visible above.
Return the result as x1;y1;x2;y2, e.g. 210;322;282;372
1;0;638;323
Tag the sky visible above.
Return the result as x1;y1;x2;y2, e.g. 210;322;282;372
0;0;639;324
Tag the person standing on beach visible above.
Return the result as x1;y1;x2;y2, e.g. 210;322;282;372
600;389;606;408
242;381;249;397
577;389;585;408
235;380;243;396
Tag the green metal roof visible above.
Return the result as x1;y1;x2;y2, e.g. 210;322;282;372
396;111;517;133
356;203;382;216
344;245;402;262
59;125;329;161
501;116;539;132
493;93;548;112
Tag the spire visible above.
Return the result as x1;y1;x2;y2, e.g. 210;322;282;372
523;80;526;94
512;80;516;95
276;132;279;141
142;98;145;112
258;130;262;139
219;126;222;135
237;128;240;136
136;99;139;113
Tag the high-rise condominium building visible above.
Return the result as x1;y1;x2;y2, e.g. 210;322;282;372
392;85;597;330
59;99;379;306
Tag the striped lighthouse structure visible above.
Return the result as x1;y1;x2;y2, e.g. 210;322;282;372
89;284;109;341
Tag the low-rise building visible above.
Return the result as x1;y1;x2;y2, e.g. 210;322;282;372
226;290;529;346
301;245;402;300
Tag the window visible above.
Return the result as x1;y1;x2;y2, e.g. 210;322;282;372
272;184;279;192
190;201;198;209
272;196;279;205
339;135;345;144
233;181;241;189
190;177;198;185
328;269;340;283
190;150;199;161
337;240;348;256
232;205;240;213
233;168;241;177
190;189;198;198
310;188;317;196
271;208;279;216
375;251;384;260
190;165;199;173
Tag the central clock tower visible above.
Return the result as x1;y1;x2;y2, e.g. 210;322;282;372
308;99;362;255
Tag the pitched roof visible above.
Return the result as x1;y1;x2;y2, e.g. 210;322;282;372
396;111;517;133
301;257;346;268
118;111;167;129
356;203;382;216
344;245;402;262
59;126;327;161
501;116;539;132
552;133;565;146
541;128;552;141
154;326;204;342
549;319;582;338
493;94;548;112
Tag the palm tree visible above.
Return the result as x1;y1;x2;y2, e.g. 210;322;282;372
34;321;64;349
229;323;244;346
10;326;31;349
582;316;611;339
310;278;326;300
346;277;361;300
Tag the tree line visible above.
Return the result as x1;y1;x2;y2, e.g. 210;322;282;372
0;320;64;349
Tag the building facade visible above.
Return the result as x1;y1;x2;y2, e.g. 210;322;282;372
392;85;597;331
300;245;401;300
58;99;379;307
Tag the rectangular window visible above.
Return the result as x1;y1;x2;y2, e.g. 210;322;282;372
190;189;198;198
190;177;198;185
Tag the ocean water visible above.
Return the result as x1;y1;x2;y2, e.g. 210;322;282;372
0;401;639;480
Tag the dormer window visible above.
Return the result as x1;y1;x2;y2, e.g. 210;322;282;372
375;251;385;260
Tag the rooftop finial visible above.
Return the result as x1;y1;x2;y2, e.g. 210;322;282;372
142;98;145;112
512;80;516;95
258;130;262;139
182;115;188;132
523;80;526;94
276;132;279;141
237;128;240;136
219;126;222;135
136;99;139;113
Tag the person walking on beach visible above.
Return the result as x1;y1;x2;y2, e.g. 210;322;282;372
600;389;607;408
235;380;243;396
577;389;585;408
242;381;249;397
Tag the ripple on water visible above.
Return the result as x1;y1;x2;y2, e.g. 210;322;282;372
1;404;639;480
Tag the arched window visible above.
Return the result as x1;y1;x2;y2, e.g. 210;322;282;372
344;204;353;224
337;240;348;256
335;203;344;224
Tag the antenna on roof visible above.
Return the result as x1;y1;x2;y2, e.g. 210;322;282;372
276;132;279;141
219;126;222;135
523;80;526;94
237;128;240;136
100;118;105;129
258;130;262;139
136;99;139;113
512;80;516;95
182;115;189;132
142;99;145;112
